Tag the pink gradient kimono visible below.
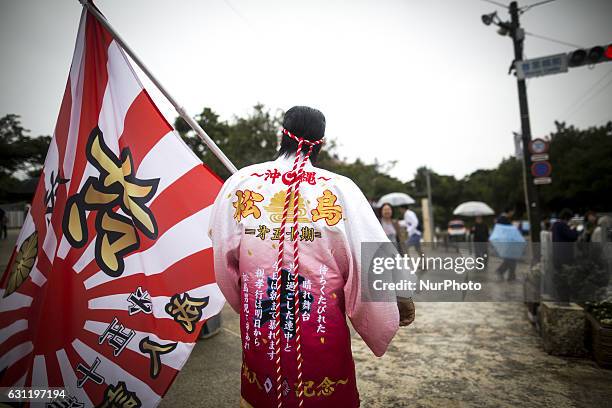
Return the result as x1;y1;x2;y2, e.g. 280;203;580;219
209;156;399;407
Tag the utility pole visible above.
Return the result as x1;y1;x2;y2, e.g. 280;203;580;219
483;2;612;243
509;1;541;244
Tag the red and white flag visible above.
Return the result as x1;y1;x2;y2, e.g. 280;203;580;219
0;8;225;406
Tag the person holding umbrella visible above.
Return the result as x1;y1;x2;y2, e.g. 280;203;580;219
375;192;420;255
453;201;495;269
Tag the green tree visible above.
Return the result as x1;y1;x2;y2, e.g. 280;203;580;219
461;157;524;216
539;121;612;213
174;104;281;180
319;157;408;200
0;114;50;202
174;105;410;204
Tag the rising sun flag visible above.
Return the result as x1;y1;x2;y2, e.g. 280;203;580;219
0;7;225;407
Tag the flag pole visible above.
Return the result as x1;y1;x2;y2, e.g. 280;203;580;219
78;0;238;174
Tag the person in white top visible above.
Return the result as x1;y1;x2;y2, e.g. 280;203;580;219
400;205;422;254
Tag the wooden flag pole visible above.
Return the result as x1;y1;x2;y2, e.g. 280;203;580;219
78;0;238;174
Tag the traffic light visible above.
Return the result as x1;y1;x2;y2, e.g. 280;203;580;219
567;44;612;67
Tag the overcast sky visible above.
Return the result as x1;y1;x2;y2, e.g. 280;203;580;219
1;0;611;181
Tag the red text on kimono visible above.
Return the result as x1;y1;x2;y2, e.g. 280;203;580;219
251;168;321;186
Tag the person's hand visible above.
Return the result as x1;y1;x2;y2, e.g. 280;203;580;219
397;297;415;327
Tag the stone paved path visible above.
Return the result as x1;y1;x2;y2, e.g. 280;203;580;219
161;300;612;408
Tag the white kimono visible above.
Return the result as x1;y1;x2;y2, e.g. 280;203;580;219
209;155;400;407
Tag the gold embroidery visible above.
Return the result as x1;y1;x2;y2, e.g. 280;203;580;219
264;190;309;223
233;190;264;221
311;190;342;226
241;363;263;390
4;231;37;298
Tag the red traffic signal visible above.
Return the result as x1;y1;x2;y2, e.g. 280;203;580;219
568;44;612;67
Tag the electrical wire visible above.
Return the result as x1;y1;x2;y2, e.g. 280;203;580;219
524;31;584;49
479;0;509;9
222;0;258;34
521;0;561;12
561;66;612;119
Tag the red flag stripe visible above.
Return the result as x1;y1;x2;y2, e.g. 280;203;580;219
67;12;113;197
75;165;218;281
0;309;32;330
0;351;32;387
53;80;73;173
120;90;173;169
85;248;216;300
44;352;66;388
0;332;31;367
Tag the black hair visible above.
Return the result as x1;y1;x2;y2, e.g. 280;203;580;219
504;207;514;214
379;203;395;219
559;208;573;221
278;106;326;163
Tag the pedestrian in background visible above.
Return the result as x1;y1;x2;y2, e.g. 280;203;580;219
551;208;579;302
472;215;489;268
0;207;7;240
551;208;579;269
379;203;406;255
581;210;598;242
400;205;422;255
494;208;517;281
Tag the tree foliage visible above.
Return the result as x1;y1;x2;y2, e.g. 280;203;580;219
0;114;50;202
174;104;280;180
540;121;612;213
3;107;610;229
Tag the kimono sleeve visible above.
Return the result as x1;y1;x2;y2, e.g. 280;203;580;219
339;179;401;357
208;175;242;314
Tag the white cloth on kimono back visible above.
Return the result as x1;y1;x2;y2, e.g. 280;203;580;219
209;154;401;407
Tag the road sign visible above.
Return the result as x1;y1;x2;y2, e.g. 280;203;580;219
531;161;552;178
534;177;552;185
531;153;549;162
528;138;549;154
516;54;568;79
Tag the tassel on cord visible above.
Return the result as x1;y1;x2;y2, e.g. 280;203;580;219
274;128;323;408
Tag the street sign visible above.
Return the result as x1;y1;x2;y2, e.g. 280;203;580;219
528;138;549;154
531;153;549;162
531;161;552;178
516;54;568;79
513;132;523;159
534;177;552;185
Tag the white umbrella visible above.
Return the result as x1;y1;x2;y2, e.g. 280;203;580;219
375;192;416;207
453;201;495;217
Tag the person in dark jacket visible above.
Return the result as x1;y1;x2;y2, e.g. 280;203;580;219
0;207;7;240
581;210;598;242
551;208;579;266
551;208;579;302
471;216;489;267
